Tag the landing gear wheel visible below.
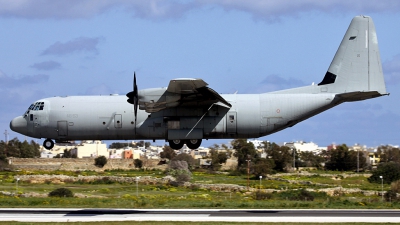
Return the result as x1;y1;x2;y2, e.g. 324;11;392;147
43;139;54;150
168;139;184;150
186;139;202;149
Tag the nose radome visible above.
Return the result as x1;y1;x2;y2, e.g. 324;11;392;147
10;116;27;134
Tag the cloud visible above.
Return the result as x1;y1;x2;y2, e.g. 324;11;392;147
0;70;49;88
246;74;306;93
1;0;399;21
30;60;61;71
383;54;400;86
199;0;400;22
0;71;48;110
41;37;101;56
0;0;197;20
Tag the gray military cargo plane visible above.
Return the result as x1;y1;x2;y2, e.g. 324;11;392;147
10;16;387;150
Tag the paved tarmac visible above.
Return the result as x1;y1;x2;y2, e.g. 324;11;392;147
0;208;399;223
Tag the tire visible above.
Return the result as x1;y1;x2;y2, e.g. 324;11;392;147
168;139;184;150
186;139;202;149
43;139;54;150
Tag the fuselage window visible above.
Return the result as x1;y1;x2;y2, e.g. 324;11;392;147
29;114;33;121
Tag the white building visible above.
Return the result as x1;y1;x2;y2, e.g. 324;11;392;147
284;141;325;153
249;139;265;149
70;140;108;158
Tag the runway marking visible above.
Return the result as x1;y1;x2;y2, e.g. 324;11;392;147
0;209;400;223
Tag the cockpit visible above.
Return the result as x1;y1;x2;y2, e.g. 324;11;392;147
24;102;45;118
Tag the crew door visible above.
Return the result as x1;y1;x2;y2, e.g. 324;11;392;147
57;121;68;137
226;111;237;133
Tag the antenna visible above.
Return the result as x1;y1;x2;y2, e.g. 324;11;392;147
3;130;9;144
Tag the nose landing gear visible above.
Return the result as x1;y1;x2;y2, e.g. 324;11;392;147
43;139;54;150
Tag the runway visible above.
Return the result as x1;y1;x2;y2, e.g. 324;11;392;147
0;208;399;223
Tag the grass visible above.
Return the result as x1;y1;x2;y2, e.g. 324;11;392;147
0;169;395;209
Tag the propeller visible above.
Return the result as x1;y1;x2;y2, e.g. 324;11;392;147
126;72;139;134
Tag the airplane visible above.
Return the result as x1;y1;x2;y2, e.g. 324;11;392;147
10;15;388;151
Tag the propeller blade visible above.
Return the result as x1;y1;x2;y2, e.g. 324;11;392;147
126;72;139;134
133;72;138;134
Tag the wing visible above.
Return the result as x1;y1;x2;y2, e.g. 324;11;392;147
138;78;231;113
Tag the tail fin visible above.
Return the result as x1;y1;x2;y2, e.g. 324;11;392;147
318;15;387;97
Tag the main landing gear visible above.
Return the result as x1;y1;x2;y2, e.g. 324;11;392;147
43;139;54;150
168;139;202;150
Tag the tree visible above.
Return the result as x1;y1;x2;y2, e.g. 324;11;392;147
325;144;366;171
264;142;293;172
232;139;258;170
368;162;400;184
20;140;40;158
136;141;145;147
253;158;275;177
95;156;108;168
209;149;228;171
54;149;77;158
0;138;40;159
160;145;177;160
4;138;21;158
298;151;325;168
378;145;400;163
109;142;128;149
109;142;136;149
134;159;143;169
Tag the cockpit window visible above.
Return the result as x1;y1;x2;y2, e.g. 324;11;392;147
24;102;45;117
32;102;45;111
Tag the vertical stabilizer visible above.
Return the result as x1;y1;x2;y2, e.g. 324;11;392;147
318;16;387;95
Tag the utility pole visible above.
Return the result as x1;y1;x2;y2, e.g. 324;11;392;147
293;148;296;171
357;148;359;174
4;130;9;144
3;130;9;158
246;156;251;191
379;176;383;202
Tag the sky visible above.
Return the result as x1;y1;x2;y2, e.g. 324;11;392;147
1;0;400;148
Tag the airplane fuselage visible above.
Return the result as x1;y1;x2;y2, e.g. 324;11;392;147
15;92;337;142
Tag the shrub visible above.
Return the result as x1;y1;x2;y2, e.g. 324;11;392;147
48;188;74;198
95;156;108;168
385;190;398;202
368;162;400;184
278;189;315;201
391;180;400;193
134;159;143;169
254;191;273;200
